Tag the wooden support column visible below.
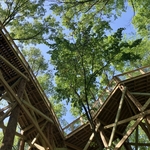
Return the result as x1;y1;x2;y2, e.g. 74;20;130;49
18;130;25;150
0;78;26;150
107;86;126;149
19;139;25;150
114;116;144;150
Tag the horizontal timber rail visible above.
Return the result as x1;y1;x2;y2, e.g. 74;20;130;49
114;65;150;82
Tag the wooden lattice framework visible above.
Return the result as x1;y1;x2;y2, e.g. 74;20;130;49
0;22;150;150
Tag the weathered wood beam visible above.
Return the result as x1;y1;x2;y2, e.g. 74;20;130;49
130;92;150;96
108;87;126;149
114;116;144;150
99;130;108;147
28;121;48;150
0;102;17;122
104;109;150;129
126;90;142;111
0;73;53;150
141;98;150;111
22;100;54;124
24;91;37;121
0;55;29;81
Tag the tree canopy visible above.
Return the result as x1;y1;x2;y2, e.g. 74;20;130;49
1;0;150;149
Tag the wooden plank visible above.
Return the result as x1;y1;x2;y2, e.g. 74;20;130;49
104;110;150;129
141;98;150;111
24;91;38;121
126;90;142;111
130;92;150;96
33;143;45;150
0;55;29;81
23;117;45;132
114;116;144;150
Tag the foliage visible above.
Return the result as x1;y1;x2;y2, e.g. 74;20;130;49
0;0;59;45
49;24;141;115
22;47;67;120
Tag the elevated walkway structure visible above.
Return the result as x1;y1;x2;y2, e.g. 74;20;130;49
0;23;150;150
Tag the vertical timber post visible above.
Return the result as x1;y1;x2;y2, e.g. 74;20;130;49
0;78;26;150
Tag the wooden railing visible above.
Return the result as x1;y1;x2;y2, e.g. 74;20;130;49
114;65;150;82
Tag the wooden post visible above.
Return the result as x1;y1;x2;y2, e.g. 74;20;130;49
19;139;25;150
19;130;25;150
108;87;126;149
0;78;26;150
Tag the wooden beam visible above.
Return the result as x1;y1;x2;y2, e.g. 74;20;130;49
22;100;54;124
0;55;29;81
24;91;37;121
28;121;48;150
114;116;144;150
108;87;126;148
104;109;150;129
99;130;108;147
126;90;142;111
33;143;45;150
0;102;17;122
141;98;150;111
0;73;53;150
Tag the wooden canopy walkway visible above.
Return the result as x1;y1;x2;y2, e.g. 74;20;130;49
0;23;150;150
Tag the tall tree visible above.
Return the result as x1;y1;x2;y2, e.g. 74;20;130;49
48;20;142;148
